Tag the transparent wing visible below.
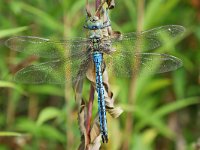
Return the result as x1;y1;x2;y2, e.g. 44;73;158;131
14;52;91;84
5;36;90;59
110;25;185;53
104;52;182;77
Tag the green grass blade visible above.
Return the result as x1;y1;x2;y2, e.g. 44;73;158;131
0;81;27;95
0;132;22;136
0;26;28;38
17;2;63;31
154;97;200;117
36;107;61;126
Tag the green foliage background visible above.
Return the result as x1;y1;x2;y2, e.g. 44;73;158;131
0;0;200;150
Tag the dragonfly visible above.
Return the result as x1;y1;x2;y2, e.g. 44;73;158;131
5;5;185;144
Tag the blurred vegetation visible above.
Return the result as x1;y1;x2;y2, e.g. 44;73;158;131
0;0;200;150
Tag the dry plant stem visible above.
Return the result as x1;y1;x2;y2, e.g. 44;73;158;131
28;95;38;120
85;0;101;145
6;47;18;127
6;90;16;127
86;0;91;16
122;0;145;149
63;8;74;150
95;0;101;10
86;84;95;142
95;0;106;17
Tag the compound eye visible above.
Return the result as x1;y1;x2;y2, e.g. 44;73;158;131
92;26;97;29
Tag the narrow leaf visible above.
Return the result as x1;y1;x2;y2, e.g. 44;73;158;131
0;80;27;95
18;2;63;31
154;97;200;117
0;26;28;38
36;107;61;125
28;85;64;96
39;125;65;143
0;132;22;136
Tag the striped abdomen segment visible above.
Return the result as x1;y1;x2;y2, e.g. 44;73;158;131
93;51;108;143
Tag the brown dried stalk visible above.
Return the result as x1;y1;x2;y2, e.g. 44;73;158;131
122;0;145;149
76;0;123;149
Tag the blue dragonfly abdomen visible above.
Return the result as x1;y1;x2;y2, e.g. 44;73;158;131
93;51;108;143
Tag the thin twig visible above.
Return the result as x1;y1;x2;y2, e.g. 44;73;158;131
86;84;95;142
95;0;106;17
63;5;74;149
85;0;102;148
95;0;101;10
85;0;101;145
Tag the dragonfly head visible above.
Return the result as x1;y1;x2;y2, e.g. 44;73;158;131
84;16;103;30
